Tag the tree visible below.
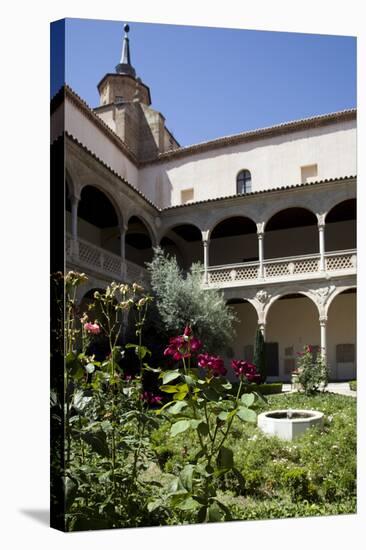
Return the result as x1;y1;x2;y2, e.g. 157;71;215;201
253;326;266;383
146;248;237;354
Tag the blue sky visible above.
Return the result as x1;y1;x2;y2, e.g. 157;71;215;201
54;18;356;147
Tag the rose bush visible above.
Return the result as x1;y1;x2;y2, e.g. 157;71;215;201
148;326;263;522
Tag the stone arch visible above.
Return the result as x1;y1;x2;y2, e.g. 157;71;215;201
324;284;357;317
263;202;317;229
264;207;318;259
79;183;124;228
323;191;356;218
324;198;356;252
265;290;321;380
263;287;320;324
77;185;123;256
126;212;157;247
325;286;356;380
206;211;258;240
159;222;203;269
209;215;258;266
125;215;155;267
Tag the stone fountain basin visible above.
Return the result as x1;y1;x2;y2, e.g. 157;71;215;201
257;409;324;441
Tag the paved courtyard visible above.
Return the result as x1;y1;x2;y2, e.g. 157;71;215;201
282;382;356;397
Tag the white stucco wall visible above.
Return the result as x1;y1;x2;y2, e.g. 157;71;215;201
65;99;139;188
138;119;356;208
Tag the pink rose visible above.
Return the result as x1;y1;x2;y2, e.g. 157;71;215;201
84;322;101;335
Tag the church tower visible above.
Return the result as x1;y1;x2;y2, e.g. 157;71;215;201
94;24;179;161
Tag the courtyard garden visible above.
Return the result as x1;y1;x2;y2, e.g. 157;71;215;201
51;254;356;531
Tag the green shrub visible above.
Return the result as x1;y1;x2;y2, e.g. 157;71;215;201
349;380;357;391
146;248;237;353
253;327;266;382
296;345;329;394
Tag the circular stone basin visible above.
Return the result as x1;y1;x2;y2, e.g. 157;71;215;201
257;409;324;441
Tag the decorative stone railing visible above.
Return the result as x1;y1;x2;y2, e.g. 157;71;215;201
66;234;149;285
206;249;356;288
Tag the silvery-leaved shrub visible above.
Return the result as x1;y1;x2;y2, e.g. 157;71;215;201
146;247;237;354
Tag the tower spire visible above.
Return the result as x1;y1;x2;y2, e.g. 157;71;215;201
115;24;136;77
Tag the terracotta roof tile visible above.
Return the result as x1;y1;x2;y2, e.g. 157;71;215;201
142;108;356;165
162;175;357;211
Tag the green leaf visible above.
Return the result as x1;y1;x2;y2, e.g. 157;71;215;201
72;390;92;411
207;502;224;522
197;422;209;436
176;497;200;511
66;352;84;380
240;393;255;407
179;464;195;492
171;419;191;437
197;505;208;523
236;407;257;423
203;387;220;402
183;374;196;386
213;498;233;520
190;419;201;429
101;420;113;433
142;363;161;373
217;446;234;470
218;411;229;421
173;391;188;401
125;343;151;360
81;430;110;458
160;384;179;393
167;401;188;415
147;499;163;513
161;370;181;384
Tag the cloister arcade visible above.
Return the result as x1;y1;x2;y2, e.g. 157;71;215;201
223;282;356;382
65;153;356;382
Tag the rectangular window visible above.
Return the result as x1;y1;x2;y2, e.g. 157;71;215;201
181;188;194;204
301;164;318;184
336;344;355;363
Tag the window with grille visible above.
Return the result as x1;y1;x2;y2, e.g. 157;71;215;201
237;170;252;194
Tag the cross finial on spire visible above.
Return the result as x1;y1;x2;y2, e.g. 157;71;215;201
115;23;136;77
